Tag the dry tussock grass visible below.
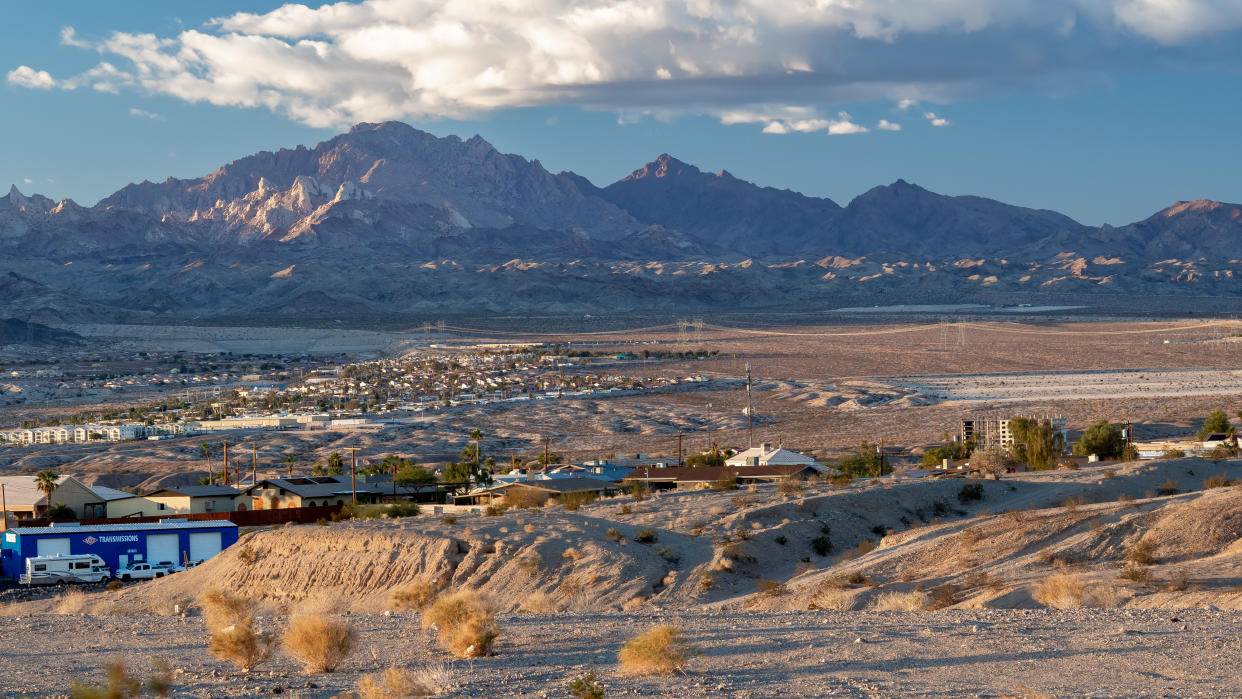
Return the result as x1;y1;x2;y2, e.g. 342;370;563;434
1033;574;1085;609
54;589;87;615
391;581;440;612
807;585;855;611
283;613;356;673
871;590;929;611
519;591;562;613
356;665;452;698
618;625;693;676
422;590;500;658
201;588;274;672
1126;538;1157;566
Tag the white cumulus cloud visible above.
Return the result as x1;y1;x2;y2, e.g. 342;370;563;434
129;108;162;119
877;119;901;131
8;0;1242;131
6;65;56;89
924;111;951;126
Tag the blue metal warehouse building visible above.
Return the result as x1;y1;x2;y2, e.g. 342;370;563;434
1;520;239;579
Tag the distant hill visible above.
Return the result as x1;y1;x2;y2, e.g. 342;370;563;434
0;318;84;346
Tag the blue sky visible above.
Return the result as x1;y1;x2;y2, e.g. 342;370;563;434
3;0;1242;226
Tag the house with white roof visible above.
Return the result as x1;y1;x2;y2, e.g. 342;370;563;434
725;443;820;468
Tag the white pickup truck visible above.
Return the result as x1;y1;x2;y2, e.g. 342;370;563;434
18;554;111;586
115;561;171;581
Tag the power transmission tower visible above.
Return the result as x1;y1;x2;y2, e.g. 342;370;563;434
692;318;704;344
957;319;966;347
677;319;689;346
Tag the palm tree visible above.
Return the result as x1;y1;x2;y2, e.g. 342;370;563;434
470;429;483;472
34;470;59;517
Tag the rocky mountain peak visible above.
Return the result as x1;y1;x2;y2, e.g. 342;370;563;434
620;154;701;182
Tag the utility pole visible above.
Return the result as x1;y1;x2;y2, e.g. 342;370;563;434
222;442;229;487
348;447;358;506
677;432;683;467
745;363;754;448
543;436;550;476
392;456;399;498
251;444;258;486
1;483;8;532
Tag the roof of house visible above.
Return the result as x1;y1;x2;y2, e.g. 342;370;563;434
507;477;617;493
243;476;435;498
0;475;92;508
724;445;819;466
148;485;241;498
622;464;820;482
9;520;237;536
88;485;140;502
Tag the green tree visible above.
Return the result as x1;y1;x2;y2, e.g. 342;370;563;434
836;442;885;478
326;452;344;475
34;470;59;517
1199;410;1231;440
1073;420;1124;459
442;461;471;493
685;443;728;468
1008;417;1065;469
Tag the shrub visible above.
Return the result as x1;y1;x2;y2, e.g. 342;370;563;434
775;535;787;546
777;479;804;497
634;529;657;544
1160;449;1186;460
811;535;833;557
754;579;787;597
627;481;647;502
201;589;274;672
441;516;457;525
504;486;548;509
618;625;693;676
283;613;356;673
958;482;984;503
568;667;605;699
561;491;598;511
871;590;929;611
484;504;507;516
357;666;436;698
604;528;623;542
235;545;258;566
698;570;716;591
929;583;961;609
1103;469;1116;480
422;590;500;658
69;658;170;699
1032;574;1084;609
316;517;329;526
1156;479;1180;496
1126;539;1157;566
1118;564;1151;583
711;472;739;492
1204;474;1231;489
620;504;632;515
391;581;439;611
516;552;542;576
656;546;679;564
107;579;123;592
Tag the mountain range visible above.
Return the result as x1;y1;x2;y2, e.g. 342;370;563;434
2;120;1240;322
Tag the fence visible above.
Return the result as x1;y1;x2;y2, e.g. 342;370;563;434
13;504;345;530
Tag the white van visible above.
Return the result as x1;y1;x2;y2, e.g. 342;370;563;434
18;554;111;586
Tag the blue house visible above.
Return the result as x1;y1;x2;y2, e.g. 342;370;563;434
1;520;239;579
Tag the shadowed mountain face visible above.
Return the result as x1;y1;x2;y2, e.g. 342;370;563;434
2;121;1241;321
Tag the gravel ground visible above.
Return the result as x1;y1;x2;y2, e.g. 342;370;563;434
1;608;1239;697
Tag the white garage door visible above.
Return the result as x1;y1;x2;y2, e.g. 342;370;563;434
189;532;222;562
36;537;71;557
146;533;179;566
